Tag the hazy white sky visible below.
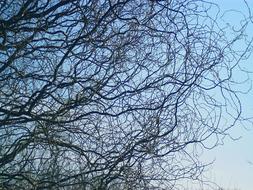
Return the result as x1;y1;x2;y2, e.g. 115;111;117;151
201;1;253;190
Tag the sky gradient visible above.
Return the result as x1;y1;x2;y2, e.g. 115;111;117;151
200;1;253;190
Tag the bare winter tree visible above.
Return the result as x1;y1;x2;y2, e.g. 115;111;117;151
0;0;252;189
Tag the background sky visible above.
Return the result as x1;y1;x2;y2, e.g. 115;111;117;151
200;1;253;190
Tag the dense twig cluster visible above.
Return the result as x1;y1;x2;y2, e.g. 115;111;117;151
0;0;251;189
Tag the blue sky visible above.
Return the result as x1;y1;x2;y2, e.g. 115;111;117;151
200;1;253;190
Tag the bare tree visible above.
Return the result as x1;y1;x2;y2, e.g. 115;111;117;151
0;0;251;189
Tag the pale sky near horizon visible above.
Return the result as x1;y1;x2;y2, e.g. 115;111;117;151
200;1;253;190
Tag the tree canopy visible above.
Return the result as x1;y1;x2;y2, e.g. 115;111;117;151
0;0;252;189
